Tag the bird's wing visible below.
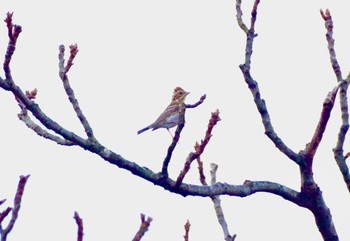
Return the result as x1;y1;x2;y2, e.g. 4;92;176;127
151;102;179;130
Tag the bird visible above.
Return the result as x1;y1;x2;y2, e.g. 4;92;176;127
137;87;190;135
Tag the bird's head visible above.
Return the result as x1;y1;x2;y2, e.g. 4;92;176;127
172;87;190;103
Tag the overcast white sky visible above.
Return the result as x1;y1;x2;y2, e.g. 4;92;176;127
1;0;350;240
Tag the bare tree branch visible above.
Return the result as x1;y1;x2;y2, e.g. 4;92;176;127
175;110;220;187
0;7;346;240
334;79;350;191
0;207;12;225
74;211;84;241
16;88;74;145
236;0;300;165
236;1;339;240
304;86;338;163
320;9;343;82
183;219;190;241
161;96;206;177
185;94;206;109
235;0;248;33
209;164;236;241
320;9;350;192
132;213;152;241
3;12;21;81
0;175;29;241
58;44;95;139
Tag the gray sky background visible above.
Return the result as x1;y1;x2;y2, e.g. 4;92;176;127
1;0;350;240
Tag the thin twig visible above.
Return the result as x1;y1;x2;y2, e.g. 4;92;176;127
320;9;342;82
58;44;95;139
183;219;191;241
17;109;75;145
161;103;186;177
175;110;220;187
304;85;339;163
132;214;153;241
196;155;207;186
15;89;74;145
161;95;206;177
0;208;12;225
209;164;237;241
74;211;84;241
235;0;248;33
0;175;30;241
186;94;206;108
3;12;22;81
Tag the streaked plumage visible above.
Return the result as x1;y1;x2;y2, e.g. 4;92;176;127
137;87;190;135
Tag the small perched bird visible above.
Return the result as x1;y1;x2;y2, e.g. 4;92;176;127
137;87;190;135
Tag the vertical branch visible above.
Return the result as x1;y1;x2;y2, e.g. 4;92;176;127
161;94;206;177
209;164;236;241
175;110;220;187
58;45;95;139
320;9;350;191
183;219;191;241
0;175;30;241
74;211;84;241
320;9;343;82
236;0;300;164
3;12;22;81
132;214;152;241
161;104;186;177
196;150;236;240
334;78;350;191
304;86;338;163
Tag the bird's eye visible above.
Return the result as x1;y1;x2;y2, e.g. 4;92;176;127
179;92;183;95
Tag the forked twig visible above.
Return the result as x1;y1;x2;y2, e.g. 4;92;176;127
132;213;153;241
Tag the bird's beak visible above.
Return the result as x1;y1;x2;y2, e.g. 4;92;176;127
185;91;190;96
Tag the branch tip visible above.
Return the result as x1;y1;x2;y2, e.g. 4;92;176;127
74;211;84;241
183;219;191;241
132;213;152;241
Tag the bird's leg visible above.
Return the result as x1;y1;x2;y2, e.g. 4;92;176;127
166;128;174;139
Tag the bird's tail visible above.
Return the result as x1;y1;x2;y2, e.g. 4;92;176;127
137;126;151;135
